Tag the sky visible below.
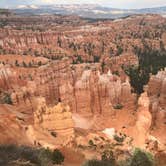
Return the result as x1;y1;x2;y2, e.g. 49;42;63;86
0;0;166;9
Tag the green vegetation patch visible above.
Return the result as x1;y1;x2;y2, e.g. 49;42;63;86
0;144;64;166
123;45;166;94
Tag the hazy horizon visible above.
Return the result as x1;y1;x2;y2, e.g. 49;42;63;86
1;0;166;9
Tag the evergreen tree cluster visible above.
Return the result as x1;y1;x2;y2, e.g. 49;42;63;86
123;45;166;94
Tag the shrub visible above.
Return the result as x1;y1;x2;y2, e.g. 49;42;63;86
82;150;116;166
0;144;40;165
101;61;106;72
114;134;125;143
76;55;84;63
112;71;120;76
113;103;123;110
18;146;41;165
94;56;100;63
82;159;102;166
101;150;116;165
52;149;64;164
118;159;131;166
130;148;154;166
82;159;114;166
0;144;64;166
38;148;52;166
116;45;123;56
88;140;95;146
2;93;12;105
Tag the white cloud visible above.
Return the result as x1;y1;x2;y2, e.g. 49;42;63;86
39;0;166;9
41;0;55;3
1;0;166;9
107;0;166;9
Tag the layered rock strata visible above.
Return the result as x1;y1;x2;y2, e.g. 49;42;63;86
34;98;74;138
10;59;136;115
0;64;18;90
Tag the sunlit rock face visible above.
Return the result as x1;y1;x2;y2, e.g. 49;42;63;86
74;69;136;114
147;69;166;128
162;32;166;49
34;58;75;106
0;64;18;90
144;69;166;149
9;58;136;115
135;92;152;147
34;97;74;138
131;70;166;149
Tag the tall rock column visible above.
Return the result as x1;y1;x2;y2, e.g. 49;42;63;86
135;92;152;147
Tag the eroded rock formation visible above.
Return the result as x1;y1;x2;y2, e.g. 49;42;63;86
34;98;74;138
0;64;18;90
74;69;136;114
10;59;136;115
147;69;166;128
135;92;152;147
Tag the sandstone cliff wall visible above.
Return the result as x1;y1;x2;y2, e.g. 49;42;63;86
34;98;74;138
10;59;136;115
147;69;166;129
0;64;18;90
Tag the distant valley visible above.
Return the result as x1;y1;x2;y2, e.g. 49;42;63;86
10;4;166;19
